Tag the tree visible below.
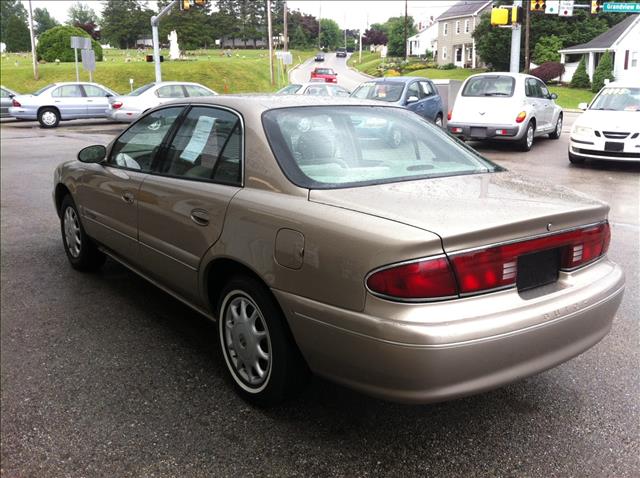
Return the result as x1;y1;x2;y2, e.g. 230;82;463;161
67;2;98;25
5;15;30;52
532;35;562;64
385;16;416;57
363;27;387;46
592;50;614;92
33;8;60;36
36;25;103;62
291;25;309;49
101;0;154;49
0;0;28;45
570;57;591;89
319;18;341;50
158;0;215;50
473;12;517;70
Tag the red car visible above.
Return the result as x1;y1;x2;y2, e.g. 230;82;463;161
310;67;337;83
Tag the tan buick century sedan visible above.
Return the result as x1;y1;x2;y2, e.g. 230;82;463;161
53;96;625;406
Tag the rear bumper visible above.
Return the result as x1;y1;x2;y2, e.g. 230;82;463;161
8;107;36;120
275;258;624;403
107;109;139;122
448;122;524;141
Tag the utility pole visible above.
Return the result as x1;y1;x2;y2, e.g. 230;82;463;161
27;0;38;80
524;1;531;73
509;0;522;73
318;2;322;50
267;0;274;85
283;1;288;52
404;0;408;61
151;0;178;83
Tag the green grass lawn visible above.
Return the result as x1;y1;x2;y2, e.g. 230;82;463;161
548;86;594;110
0;49;314;95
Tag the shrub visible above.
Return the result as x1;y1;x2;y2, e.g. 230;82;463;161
438;63;457;70
403;62;428;72
570;57;591;89
36;25;103;63
530;62;565;83
385;69;401;77
592;51;614;93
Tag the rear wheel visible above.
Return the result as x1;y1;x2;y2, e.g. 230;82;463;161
518;122;535;152
38;107;60;128
549;114;562;139
218;275;309;406
569;152;586;165
60;195;105;271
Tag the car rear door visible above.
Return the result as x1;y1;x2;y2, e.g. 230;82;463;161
136;105;243;305
51;84;87;118
82;84;111;118
76;106;185;263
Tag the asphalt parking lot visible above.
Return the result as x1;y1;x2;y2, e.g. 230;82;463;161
1;116;639;477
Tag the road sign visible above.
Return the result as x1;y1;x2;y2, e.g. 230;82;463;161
559;0;574;16
603;2;640;12
545;0;560;13
70;36;91;50
81;49;95;72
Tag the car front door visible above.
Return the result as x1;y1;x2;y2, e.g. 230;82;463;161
419;80;440;122
404;81;423;116
525;78;546;130
51;84;87;119
76;107;185;263
137;105;243;305
82;84;111;118
535;79;554;131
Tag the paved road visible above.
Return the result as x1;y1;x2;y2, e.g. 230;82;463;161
1;118;639;477
290;52;369;91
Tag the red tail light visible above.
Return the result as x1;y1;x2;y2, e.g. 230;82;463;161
515;111;527;123
447;111;452;121
450;222;611;295
112;102;123;109
12;99;21;107
367;256;458;300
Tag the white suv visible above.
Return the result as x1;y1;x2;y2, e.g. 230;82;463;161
447;73;563;151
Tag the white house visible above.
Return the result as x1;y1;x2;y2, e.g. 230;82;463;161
558;15;640;83
407;17;438;58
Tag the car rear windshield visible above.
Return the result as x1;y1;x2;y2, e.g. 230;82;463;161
462;76;515;97
262;106;501;189
33;85;54;96
351;82;404;102
129;83;155;96
590;87;640;112
315;68;335;75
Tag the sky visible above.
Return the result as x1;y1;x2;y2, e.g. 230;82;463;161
23;0;455;30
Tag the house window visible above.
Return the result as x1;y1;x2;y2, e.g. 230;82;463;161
467;47;472;60
443;47;447;60
456;21;460;34
465;20;470;33
632;51;639;68
444;23;448;35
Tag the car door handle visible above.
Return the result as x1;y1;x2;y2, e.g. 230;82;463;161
190;209;209;226
121;192;134;204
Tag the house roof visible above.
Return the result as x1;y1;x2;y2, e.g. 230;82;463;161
437;1;492;21
559;15;639;53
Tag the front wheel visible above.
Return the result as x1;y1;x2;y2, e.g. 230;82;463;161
549;114;563;139
60;195;106;271
518;122;535;152
218;275;309;406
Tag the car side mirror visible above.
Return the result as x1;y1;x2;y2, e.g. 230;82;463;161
406;95;419;104
578;102;588;111
550;93;558;100
105;93;113;98
78;144;107;163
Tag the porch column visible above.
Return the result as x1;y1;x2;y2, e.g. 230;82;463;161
588;52;595;81
472;39;476;68
560;52;565;64
461;44;465;67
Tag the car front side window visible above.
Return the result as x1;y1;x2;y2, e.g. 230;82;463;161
108;107;184;172
407;82;421;99
185;85;213;97
155;106;242;186
52;85;84;97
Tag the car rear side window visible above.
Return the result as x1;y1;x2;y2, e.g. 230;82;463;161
52;85;84;97
155;106;242;186
185;85;213;97
462;76;515;97
83;85;108;97
1;88;8;98
156;85;186;98
108;107;184;172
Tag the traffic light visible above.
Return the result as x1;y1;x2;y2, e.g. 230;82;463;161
591;0;603;14
181;0;190;10
194;0;206;5
531;0;546;12
490;6;521;26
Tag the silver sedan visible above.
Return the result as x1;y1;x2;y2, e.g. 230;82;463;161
8;82;117;128
107;81;217;123
1;85;19;117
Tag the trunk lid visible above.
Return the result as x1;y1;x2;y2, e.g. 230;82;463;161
308;172;608;253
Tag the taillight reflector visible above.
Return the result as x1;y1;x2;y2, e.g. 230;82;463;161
515;111;527;123
367;256;458;300
12;99;21;107
447;111;452;121
112;102;123;109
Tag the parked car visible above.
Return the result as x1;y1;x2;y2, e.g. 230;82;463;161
1;86;18;117
107;81;217;123
569;80;640;164
351;77;445;128
53;96;624;406
310;67;337;83
8;82;117;128
314;52;325;62
336;48;347;58
447;72;563;151
276;82;350;97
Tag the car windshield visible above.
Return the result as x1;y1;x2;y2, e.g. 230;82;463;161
589;87;640;112
277;84;302;95
129;83;155;96
462;76;515;97
351;82;405;102
263;106;501;189
33;85;54;96
315;68;335;75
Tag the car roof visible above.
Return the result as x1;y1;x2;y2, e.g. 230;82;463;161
602;80;640;88
360;76;426;84
297;82;346;88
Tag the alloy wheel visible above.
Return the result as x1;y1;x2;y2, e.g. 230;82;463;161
63;207;81;258
41;111;57;126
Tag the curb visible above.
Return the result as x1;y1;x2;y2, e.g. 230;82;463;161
287;57;313;83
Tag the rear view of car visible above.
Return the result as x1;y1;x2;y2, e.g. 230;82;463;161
336;48;347;58
1;86;18;117
310;68;337;83
569;81;640;164
447;73;563;151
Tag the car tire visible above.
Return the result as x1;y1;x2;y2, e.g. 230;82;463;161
434;114;444;129
60;195;106;271
568;152;586;165
388;126;403;148
38;107;60;128
218;275;309;406
518;121;535;152
549;114;563;139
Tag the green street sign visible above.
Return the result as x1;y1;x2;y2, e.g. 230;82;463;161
602;2;640;12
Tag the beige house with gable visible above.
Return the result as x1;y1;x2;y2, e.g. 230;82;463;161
435;0;491;68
